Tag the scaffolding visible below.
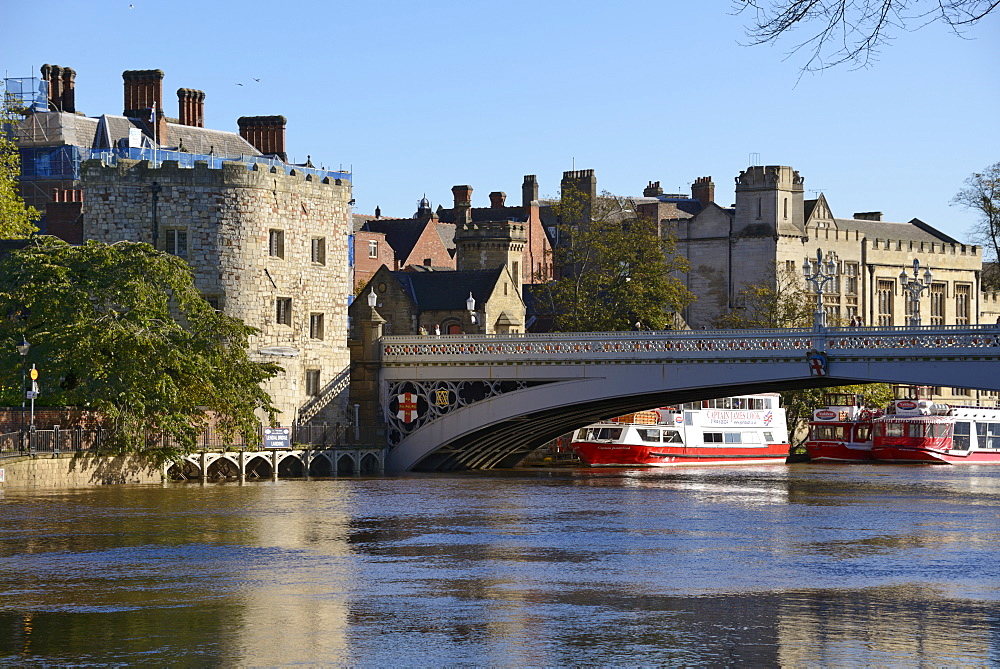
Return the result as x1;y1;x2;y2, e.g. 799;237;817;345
3;77;48;113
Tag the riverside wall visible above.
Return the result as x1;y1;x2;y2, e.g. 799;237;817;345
0;453;163;489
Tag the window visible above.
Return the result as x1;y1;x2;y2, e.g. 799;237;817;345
204;295;221;311
930;283;945;326
724;432;743;443
636;428;661;443
512;261;520;281
309;313;324;340
756;197;761;219
276;297;292;325
877;279;895;326
956;284;971;325
269;229;285;258
785;260;796;273
311;237;326;265
305;369;321;397
954;422;972;450
844;263;859;295
783;197;788;219
165;229;188;259
704;432;723;443
368;240;378;258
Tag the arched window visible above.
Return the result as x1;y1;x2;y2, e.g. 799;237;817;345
783;197;788;219
756;197;761;219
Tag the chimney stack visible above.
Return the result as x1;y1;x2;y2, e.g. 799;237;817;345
489;191;506;209
522;175;538;208
123;69;166;144
691;176;715;208
40;64;76;113
238;115;287;160
452;185;473;226
854;212;883;221
643;181;663;197
177;88;205;127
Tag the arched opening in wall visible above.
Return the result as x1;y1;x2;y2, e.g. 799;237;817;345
245;456;273;480
360;453;380;475
337;454;355;475
167;460;201;481
447;323;462;334
442;319;462;334
207;457;240;481
309;454;333;477
278;455;305;478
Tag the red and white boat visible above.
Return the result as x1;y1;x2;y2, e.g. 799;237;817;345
571;394;790;467
871;395;1000;465
805;393;882;463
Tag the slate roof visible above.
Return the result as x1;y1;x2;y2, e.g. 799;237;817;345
391;268;505;311
833;217;959;244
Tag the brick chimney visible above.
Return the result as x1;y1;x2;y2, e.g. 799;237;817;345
854;212;883;221
643;181;663;197
177;88;205;127
237;115;287;160
522;175;538;208
40;64;76;113
691;176;715;208
46;188;84;244
123;69;166;144
452;185;473;226
489;191;506;209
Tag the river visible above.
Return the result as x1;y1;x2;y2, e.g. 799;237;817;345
2;464;999;665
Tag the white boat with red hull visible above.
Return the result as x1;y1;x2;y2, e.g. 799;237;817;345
571;394;790;467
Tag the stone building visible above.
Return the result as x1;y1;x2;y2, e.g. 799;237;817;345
635;165;984;331
9;64;354;425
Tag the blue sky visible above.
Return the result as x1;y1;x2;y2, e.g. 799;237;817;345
3;0;998;242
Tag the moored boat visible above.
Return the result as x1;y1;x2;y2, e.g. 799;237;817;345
804;393;882;463
571;394;790;467
871;396;1000;464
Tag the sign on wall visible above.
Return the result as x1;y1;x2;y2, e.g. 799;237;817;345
264;427;291;449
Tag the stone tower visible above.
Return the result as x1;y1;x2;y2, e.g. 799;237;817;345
733;165;805;237
451;185;527;293
81;158;353;425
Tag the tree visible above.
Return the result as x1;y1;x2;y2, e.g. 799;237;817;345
734;0;999;72
953;161;1000;289
712;264;892;451
0;237;280;462
535;189;694;332
0;82;40;238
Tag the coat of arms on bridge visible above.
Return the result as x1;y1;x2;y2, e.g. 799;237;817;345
807;349;828;376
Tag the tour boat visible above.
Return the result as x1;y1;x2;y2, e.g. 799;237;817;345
804;393;882;463
871;397;1000;465
570;394;790;467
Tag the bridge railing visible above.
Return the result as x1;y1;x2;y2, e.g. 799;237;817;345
380;324;1000;362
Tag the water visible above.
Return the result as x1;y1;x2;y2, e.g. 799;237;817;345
2;464;1000;665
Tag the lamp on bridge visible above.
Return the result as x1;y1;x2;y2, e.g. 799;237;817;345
367;287;378;308
467;292;478;331
899;258;933;327
16;336;29;451
802;248;838;329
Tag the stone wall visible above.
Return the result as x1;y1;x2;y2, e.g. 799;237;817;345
0;453;163;488
81;159;353;424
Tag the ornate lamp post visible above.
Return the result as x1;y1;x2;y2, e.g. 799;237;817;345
899;258;933;327
802;248;838;329
466;292;478;334
16;337;29;450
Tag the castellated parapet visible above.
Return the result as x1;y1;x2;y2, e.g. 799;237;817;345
81;158;352;425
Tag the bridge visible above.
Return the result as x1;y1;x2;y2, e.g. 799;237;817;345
373;325;1000;472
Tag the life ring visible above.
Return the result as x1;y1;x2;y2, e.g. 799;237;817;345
858;409;871;421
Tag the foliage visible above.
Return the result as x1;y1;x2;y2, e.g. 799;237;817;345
711;264;892;451
0;84;40;238
534;188;694;332
0;237;280;462
734;0;999;72
712;264;814;329
953;161;1000;289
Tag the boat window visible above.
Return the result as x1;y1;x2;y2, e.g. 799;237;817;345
704;432;723;443
986;423;1000;449
663;430;683;444
885;423;906;437
742;431;761;443
636;428;661;443
854;425;870;441
596;428;622;441
811;425;846;440
928;423;952;440
908;423;924;438
724;432;742;443
763;431;774;442
953;422;971;450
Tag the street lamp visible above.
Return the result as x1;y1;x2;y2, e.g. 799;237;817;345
16;337;29;450
367;287;378;308
802;248;838;329
467;292;477;332
899;258;933;327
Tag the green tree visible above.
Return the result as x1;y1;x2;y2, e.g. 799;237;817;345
953;161;1000;289
0;237;280;462
535;189;694;332
712;264;892;451
0;83;41;238
735;0;998;72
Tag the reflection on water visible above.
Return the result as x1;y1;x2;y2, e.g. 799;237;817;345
2;465;1000;665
